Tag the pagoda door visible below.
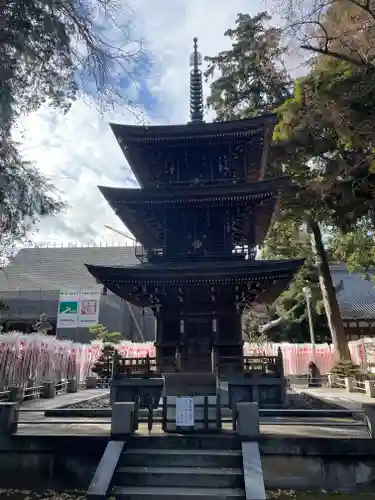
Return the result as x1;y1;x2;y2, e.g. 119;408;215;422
183;318;212;372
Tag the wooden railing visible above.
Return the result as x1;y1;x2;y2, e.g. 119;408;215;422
212;350;284;378
113;354;160;378
113;348;284;379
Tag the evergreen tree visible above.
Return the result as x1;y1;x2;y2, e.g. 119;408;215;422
89;324;121;379
205;12;351;358
205;12;292;121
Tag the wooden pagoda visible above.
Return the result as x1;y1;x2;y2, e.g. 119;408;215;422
86;38;303;377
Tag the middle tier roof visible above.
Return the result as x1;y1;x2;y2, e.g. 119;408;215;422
99;176;287;249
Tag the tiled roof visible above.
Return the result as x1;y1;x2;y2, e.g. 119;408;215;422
0;246;139;292
331;264;375;320
2;251;375;321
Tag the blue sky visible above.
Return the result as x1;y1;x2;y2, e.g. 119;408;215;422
15;0;283;246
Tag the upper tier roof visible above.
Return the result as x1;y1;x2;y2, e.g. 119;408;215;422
111;114;277;187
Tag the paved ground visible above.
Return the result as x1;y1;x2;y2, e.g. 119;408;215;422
298;387;374;411
15;419;369;438
12;386;372;438
18;389;109;422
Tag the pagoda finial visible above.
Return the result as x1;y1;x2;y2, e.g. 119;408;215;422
189;37;204;123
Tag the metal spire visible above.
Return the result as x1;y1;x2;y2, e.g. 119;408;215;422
189;37;204;123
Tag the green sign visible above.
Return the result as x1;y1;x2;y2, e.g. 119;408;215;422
59;301;78;314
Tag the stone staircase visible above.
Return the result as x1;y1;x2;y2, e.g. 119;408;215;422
111;435;246;499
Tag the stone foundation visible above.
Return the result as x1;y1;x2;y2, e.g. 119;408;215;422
110;378;164;409
163;372;217;397
228;376;286;409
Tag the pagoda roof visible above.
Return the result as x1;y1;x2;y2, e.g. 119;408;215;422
86;258;304;306
86;258;303;285
111;114;276;143
111;114;276;186
99;177;285;248
99;176;287;207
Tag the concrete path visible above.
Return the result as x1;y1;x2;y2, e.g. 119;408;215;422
18;389;109;422
298;387;374;411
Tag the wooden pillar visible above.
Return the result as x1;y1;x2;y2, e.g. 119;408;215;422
154;305;163;369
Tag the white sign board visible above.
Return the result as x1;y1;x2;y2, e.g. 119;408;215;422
175;397;195;427
57;288;101;329
78;289;101;327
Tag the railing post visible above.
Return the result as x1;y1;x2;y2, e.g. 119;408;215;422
344;376;355;393
9;386;24;403
161;396;167;432
0;402;19;434
67;379;78;393
277;347;284;378
236;402;260;438
211;345;218;375
328;373;338;388
147;397;154;435
86;376;97;389
111;402;136;438
175;347;182;372
42;381;56;399
365;380;375;398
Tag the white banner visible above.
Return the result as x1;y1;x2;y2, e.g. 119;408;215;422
175;397;195;427
57;288;101;329
78;289;101;327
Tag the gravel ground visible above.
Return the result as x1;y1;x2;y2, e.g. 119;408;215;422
64;389;336;410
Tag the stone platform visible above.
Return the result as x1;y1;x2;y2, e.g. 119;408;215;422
1;432;375;493
8;387;368;438
299;387;375;411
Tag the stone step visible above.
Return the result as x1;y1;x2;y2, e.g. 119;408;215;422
129;435;241;450
112;486;245;499
121;448;242;468
115;466;244;489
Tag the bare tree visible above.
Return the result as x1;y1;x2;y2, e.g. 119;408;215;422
1;0;148;259
276;0;375;67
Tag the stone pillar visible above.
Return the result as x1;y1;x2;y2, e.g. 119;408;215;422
42;381;56;399
236;402;260;438
345;376;355;393
365;380;375;398
328;373;338;388
0;402;19;434
86;376;97;389
9;386;24;403
111;402;136;437
67;379;78;393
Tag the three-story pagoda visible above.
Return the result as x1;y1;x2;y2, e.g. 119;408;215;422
86;39;303;375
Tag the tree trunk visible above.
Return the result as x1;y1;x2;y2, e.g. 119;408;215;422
307;218;351;361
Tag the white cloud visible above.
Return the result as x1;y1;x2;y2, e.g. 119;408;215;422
16;0;271;246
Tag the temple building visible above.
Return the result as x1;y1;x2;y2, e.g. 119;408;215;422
86;38;304;374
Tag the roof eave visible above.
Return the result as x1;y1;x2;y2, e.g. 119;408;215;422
109;114;277;142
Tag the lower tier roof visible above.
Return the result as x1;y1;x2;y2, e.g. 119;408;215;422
86;258;304;307
86;258;303;284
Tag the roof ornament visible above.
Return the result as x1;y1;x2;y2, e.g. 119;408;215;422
189;37;204;123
